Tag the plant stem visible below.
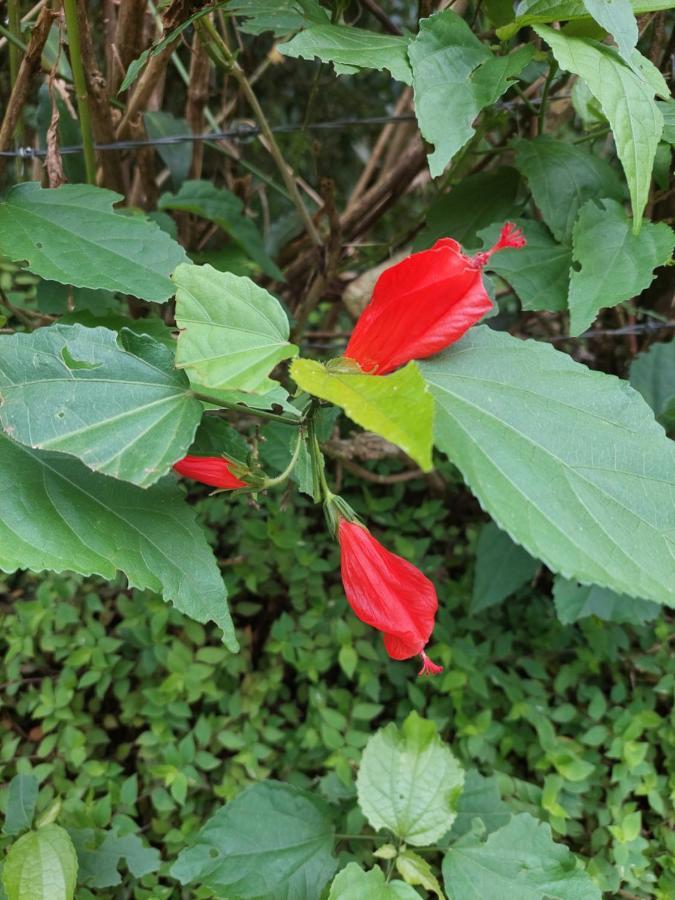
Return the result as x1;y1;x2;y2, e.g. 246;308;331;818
194;392;301;426
8;0;22;90
262;429;305;488
538;60;557;135
198;16;323;249
62;0;96;184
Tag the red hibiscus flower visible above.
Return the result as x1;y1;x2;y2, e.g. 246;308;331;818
338;519;442;676
344;222;525;375
173;455;248;490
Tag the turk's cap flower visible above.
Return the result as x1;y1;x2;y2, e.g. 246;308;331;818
173;454;252;490
344;222;526;375
337;518;442;677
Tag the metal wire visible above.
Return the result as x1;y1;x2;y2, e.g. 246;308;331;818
0;114;420;158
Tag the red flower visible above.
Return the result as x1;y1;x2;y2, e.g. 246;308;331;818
338;519;442;676
344;223;525;375
173;455;248;490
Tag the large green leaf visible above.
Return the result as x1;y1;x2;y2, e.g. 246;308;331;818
414;167;521;251
171;781;337;899
534;27;663;230
2;825;77;900
629;339;675;428
0;183;187;301
657;98;675;143
172;263;298;393
0;434;237;650
478;219;571;312
278;23;412;83
442;813;600;900
356;712;464;846
158;181;283;280
568;199;674;335
290;359;433;471
552;577;659;625
580;0;637;61
409;10;533;177
0;325;202;489
498;0;673;39
420;326;675;607
471;522;539;613
328;864;420;900
3;776;38;837
512;136;624;243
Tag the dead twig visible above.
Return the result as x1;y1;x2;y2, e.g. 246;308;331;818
0;6;56;179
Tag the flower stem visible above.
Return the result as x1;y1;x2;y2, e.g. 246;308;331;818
538;60;558;135
194;392;302;426
62;0;96;184
262;429;305;488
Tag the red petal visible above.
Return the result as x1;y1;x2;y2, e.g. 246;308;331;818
338;520;438;660
173;455;247;490
344;238;492;374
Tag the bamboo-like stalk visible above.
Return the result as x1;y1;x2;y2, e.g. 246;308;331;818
198;16;323;250
7;0;24;154
62;0;96;184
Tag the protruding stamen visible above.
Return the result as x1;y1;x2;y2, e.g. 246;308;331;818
471;222;526;268
418;651;443;677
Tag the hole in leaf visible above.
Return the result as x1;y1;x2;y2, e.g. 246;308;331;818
60;347;102;371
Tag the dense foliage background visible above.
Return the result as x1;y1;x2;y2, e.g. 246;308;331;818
0;0;674;898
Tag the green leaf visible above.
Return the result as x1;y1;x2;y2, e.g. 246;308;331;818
328;864;420;900
171;781;337;899
471;522;539;613
478;219;572;312
420;326;675;608
3;825;77;900
629;339;675;427
414;167;521;251
512;136;624;243
580;0;637;61
0;434;237;651
3;776;38;836
409;10;533;177
260;421;314;497
534;27;663;230
57;311;176;348
159;181;283;280
657;99;675;143
442;813;600;900
70;828;161;889
497;0;674;40
449;770;512;840
396;849;444;899
118;4;228;93
0;183;187;301
0;325;202;488
143;112;192;189
552;577;660;625
568;198;674;335
290;359;434;471
173;263;298;393
189;417;250;465
278;24;412;84
356;712;464;846
230;0;328;36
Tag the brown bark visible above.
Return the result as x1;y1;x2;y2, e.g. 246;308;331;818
0;7;56;179
76;0;125;193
